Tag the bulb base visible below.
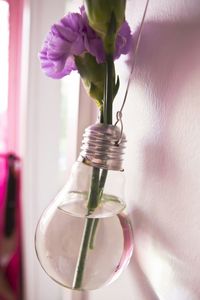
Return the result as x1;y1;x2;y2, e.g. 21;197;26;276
78;123;126;171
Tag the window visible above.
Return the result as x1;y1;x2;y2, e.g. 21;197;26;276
58;0;83;173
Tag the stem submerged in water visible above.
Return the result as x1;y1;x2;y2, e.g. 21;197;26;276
72;168;100;289
72;218;94;289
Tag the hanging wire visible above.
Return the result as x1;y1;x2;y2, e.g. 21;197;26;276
115;0;150;144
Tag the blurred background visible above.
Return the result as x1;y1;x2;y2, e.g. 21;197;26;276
1;0;200;299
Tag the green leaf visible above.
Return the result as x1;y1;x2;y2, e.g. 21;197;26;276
75;53;120;109
114;76;120;99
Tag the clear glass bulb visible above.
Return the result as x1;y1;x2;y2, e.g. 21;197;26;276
35;161;133;291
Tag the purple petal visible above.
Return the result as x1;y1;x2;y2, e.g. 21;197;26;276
85;37;105;63
115;21;132;59
40;53;77;79
52;24;75;42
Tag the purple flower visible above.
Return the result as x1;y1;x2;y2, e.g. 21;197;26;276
39;6;132;79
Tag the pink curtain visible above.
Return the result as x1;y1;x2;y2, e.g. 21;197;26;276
0;114;7;154
0;154;22;300
0;1;24;298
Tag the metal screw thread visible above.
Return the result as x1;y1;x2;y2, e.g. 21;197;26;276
78;123;126;171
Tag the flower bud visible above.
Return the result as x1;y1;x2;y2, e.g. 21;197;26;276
75;54;105;108
75;53;119;108
85;0;126;54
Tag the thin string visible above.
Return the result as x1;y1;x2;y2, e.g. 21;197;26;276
115;0;150;143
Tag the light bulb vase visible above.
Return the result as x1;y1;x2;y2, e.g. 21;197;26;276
35;123;133;291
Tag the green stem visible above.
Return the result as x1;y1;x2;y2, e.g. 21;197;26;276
89;219;99;250
104;54;114;125
99;169;108;198
88;40;115;253
72;218;94;289
72;53;115;290
87;167;100;214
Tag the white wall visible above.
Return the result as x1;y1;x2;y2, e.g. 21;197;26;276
88;0;200;299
